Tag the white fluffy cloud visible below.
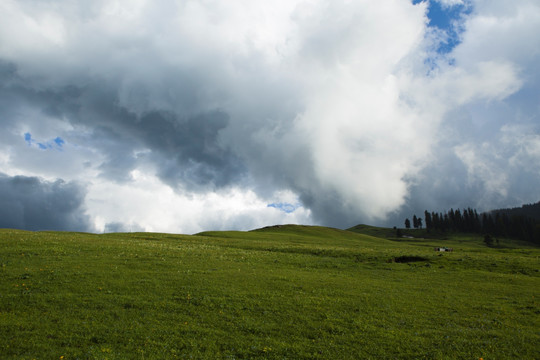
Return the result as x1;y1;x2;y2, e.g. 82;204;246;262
88;171;312;234
434;0;465;8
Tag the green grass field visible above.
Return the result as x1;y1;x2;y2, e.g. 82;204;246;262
1;225;538;359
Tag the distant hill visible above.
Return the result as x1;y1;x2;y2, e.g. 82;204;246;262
489;201;540;221
346;224;397;238
346;224;450;241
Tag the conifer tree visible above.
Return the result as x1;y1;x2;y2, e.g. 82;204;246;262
424;211;432;231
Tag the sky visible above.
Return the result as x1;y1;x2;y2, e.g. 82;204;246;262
0;0;539;233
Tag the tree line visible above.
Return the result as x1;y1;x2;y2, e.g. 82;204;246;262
404;205;540;245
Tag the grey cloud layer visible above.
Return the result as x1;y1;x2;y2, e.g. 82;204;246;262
0;173;90;231
0;61;245;190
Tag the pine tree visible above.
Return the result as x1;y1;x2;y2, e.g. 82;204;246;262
424;211;432;232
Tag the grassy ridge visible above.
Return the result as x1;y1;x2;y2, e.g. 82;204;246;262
0;226;539;359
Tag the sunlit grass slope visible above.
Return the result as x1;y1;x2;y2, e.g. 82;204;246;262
1;226;539;359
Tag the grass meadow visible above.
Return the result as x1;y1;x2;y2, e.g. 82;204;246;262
0;225;538;359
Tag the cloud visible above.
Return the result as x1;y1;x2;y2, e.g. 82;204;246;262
87;171;312;234
104;221;145;233
434;0;466;9
385;0;540;223
0;0;538;232
0;173;91;231
225;0;432;227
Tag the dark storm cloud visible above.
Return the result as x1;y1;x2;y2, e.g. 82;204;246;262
0;173;91;231
135;110;245;190
0;60;245;190
85;101;246;189
297;188;358;229
0;60;82;133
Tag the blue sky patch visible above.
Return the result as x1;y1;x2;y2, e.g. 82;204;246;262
54;137;65;147
24;132;65;151
413;0;472;54
24;132;32;145
267;202;300;214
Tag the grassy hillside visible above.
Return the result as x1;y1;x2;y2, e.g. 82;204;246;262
346;224;400;239
1;226;539;359
347;223;539;246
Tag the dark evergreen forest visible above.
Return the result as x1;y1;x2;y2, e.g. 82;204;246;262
406;202;540;244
